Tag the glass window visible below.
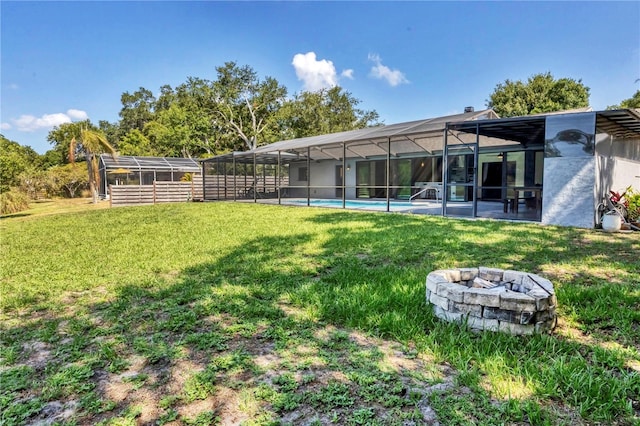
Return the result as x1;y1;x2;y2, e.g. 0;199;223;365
413;157;443;183
391;159;412;199
298;167;308;181
356;162;372;198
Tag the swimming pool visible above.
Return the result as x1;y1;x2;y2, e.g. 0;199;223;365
282;198;436;211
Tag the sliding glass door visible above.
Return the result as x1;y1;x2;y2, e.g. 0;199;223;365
475;150;543;221
444;149;476;217
356;160;387;198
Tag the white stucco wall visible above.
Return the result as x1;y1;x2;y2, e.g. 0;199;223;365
596;156;640;197
595;133;640;198
289;160;358;199
309;160;339;198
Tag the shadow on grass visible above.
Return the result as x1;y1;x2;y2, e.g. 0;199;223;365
1;208;638;424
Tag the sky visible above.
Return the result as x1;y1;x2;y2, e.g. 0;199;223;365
1;1;639;154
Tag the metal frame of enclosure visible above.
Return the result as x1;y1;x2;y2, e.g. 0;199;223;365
201;108;640;227
99;155;201;199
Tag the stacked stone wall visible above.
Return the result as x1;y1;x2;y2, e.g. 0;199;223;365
426;267;557;335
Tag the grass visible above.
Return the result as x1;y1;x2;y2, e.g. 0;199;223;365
1;201;639;425
0;197;109;221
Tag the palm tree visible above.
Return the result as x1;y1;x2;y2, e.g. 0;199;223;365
47;121;117;203
69;127;116;204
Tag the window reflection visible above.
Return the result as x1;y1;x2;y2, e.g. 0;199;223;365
545;113;595;158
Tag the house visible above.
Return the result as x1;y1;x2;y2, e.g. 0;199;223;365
201;108;640;228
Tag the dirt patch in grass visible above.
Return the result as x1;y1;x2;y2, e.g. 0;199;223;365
5;304;457;425
6;312;588;426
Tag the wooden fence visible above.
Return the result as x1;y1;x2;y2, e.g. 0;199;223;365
109;178;203;207
109;174;290;206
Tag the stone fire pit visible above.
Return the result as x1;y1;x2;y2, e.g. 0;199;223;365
426;267;557;335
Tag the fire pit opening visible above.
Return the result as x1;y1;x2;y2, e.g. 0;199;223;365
426;267;557;335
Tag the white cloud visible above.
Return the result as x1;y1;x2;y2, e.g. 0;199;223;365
14;113;70;132
9;83;19;90
368;54;409;87
1;122;11;130
67;109;89;120
10;109;89;132
292;52;339;91
341;69;354;80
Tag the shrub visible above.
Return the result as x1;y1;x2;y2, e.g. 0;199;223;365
0;189;30;215
18;169;47;200
625;187;640;222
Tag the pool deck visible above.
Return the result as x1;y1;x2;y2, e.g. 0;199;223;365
234;198;541;222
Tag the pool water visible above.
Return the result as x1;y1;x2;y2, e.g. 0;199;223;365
283;198;432;211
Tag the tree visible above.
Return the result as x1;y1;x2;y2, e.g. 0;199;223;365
40;146;67;169
71;128;116;203
47;122;86;163
173;77;231;155
280;86;380;139
119;87;156;134
214;62;288;150
0;135;41;193
118;129;155;156
119;78;233;157
151;78;230;156
607;90;640;110
487;72;590;117
145;105;194;157
46;163;88;198
99;120;121;148
48;121;116;203
112;63;379;156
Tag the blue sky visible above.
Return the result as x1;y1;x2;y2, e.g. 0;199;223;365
2;1;639;154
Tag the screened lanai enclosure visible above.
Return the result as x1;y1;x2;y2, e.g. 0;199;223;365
99;155;201;199
201;108;640;228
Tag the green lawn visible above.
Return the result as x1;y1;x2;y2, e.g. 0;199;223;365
1;202;638;425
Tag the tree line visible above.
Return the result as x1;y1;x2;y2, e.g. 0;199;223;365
47;62;381;163
2;62;381;209
2;65;638;213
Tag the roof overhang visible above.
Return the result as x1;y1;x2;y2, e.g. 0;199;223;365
202;109;498;163
447;115;546;147
596;109;640;138
447;109;640;147
100;154;201;172
202;108;640;165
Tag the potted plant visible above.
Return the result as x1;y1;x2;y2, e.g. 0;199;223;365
602;210;623;232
